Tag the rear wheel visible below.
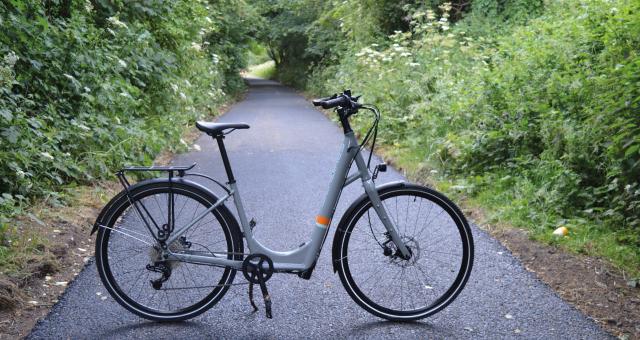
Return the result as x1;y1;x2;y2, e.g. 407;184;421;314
95;180;243;321
335;184;473;320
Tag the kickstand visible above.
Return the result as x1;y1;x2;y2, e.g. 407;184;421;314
248;277;258;312
256;272;272;319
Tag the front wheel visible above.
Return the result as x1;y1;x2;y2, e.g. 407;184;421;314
334;183;474;321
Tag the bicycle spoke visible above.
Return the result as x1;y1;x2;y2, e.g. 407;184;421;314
339;188;472;318
100;188;236;317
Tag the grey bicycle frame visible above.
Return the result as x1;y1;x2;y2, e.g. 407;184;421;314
165;131;410;272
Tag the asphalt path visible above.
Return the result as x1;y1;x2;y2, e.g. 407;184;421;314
28;77;610;339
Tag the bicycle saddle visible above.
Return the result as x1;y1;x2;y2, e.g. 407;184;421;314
196;121;250;136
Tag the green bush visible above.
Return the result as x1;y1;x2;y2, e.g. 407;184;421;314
300;0;639;269
0;0;255;218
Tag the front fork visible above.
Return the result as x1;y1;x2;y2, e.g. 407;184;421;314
362;179;411;258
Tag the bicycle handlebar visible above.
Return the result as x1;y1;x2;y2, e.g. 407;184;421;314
312;90;362;111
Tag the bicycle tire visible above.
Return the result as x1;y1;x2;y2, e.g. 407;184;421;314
95;179;243;321
334;183;473;321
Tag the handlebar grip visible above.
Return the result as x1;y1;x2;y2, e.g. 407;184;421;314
321;96;347;109
312;93;360;109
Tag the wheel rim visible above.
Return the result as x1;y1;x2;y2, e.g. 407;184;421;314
98;185;235;318
340;188;472;318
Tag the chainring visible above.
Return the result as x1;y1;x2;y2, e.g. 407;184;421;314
241;254;274;284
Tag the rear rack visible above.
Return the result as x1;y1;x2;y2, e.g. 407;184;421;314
121;163;196;176
112;162;231;243
114;163;196;243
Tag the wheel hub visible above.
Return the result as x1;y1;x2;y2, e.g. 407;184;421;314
387;236;420;267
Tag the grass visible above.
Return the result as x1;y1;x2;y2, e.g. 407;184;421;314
0;183;116;282
246;60;276;79
385;145;640;278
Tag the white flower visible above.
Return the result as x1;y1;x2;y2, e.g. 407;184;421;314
107;16;128;29
41;152;54;160
190;42;202;51
4;51;19;66
118;59;127;68
407;62;420;67
179;92;187;100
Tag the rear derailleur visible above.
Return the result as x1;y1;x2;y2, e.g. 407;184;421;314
242;254;274;319
146;236;191;289
147;261;171;290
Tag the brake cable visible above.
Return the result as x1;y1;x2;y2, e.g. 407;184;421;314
357;105;381;171
353;104;387;249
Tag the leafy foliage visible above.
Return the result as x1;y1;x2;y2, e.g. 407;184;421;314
0;0;256;221
266;0;640;270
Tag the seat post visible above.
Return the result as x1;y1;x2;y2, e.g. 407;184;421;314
214;135;236;183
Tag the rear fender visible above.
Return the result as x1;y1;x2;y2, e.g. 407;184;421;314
90;178;231;235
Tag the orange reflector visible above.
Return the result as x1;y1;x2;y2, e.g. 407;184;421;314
316;215;330;226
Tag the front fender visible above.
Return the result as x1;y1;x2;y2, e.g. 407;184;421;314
331;181;406;273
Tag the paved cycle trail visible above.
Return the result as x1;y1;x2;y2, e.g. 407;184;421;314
28;77;610;339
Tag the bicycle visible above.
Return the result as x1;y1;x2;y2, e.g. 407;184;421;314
91;90;474;321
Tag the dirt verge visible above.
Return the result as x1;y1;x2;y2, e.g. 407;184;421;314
0;181;118;339
487;225;640;339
